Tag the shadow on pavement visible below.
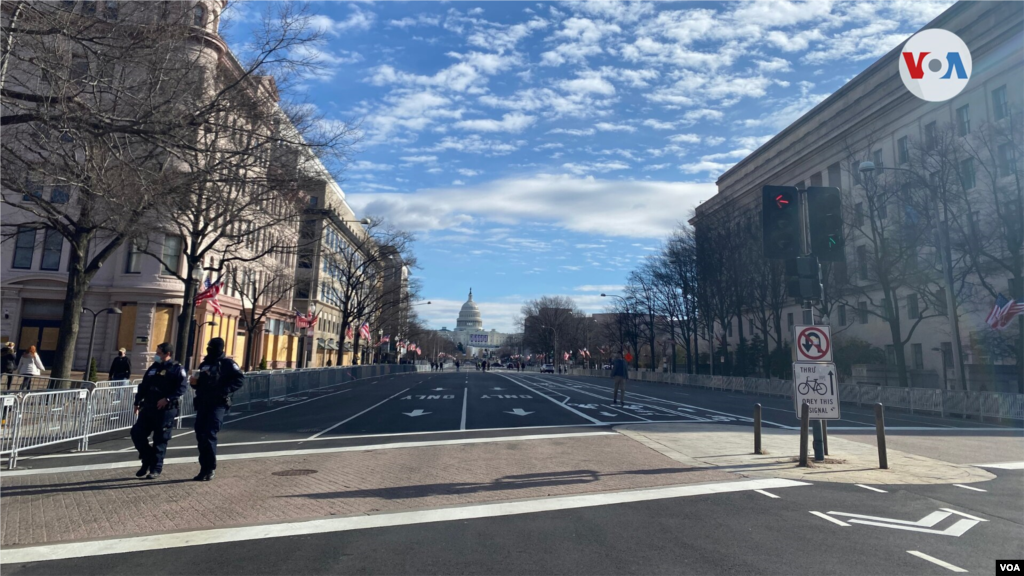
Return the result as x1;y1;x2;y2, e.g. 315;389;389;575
1;477;194;497
288;467;701;501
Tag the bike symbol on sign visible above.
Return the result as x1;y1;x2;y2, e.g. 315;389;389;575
797;377;832;396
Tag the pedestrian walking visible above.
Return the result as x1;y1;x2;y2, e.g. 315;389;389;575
130;343;187;480
189;337;244;481
611;353;629;406
108;348;132;382
2;342;17;389
17;345;45;390
326;358;332;367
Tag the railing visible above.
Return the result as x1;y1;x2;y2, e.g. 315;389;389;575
1;374;91;392
0;364;417;469
569;368;1024;422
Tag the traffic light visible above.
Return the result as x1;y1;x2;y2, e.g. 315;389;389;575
786;255;822;301
762;185;801;259
806;186;845;262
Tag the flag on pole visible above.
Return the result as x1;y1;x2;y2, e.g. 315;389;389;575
195;277;223;316
345;325;354;341
359;323;371;340
987;293;1024;330
563;351;570;361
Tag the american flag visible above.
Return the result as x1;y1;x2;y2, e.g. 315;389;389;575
345;325;354;341
195;277;223;316
988;293;1024;330
378;334;390;347
359;323;371;340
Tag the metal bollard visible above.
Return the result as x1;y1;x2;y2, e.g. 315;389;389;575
754;403;762;455
799;402;809;467
812;420;824;462
822;420;828;456
874;402;888;469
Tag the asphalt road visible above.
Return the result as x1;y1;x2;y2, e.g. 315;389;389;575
6;469;1021;575
11;369;1016;472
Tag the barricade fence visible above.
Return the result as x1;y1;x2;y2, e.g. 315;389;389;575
0;364;417;469
569;368;1024;422
1;374;91;392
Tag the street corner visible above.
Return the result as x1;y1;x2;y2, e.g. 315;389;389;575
610;422;998;487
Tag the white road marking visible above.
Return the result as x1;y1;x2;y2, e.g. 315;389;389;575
601;404;651;421
830;511;951;527
907;551;968;573
975;461;1024;470
309;388;411;439
941;508;988;522
0;432;619;477
0;478;809;563
460;387;467;431
855;484;888;493
810;511;850;526
499;374;603;424
754;489;779;498
953;483;987;492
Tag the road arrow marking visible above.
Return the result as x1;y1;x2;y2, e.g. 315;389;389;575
403;409;431;417
505;408;533;416
810;512;849;527
431;388;446;391
492;387;505;390
953;483;986;492
599;412;617;417
827;510;985;537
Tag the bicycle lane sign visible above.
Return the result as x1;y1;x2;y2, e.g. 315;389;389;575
792;362;840;419
794;325;832;362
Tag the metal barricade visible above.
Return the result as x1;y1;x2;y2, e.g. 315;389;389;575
911;388;943;415
880;387;911;411
7;389;91;468
81;384;138;450
1;394;19;460
94;380;132;387
1;374;90;392
860;384;881;406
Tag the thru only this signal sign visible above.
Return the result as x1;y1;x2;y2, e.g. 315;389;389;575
794;325;832;362
793;362;840;420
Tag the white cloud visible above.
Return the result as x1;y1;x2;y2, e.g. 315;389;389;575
388;15;441;28
643;119;676;130
452;179;466;185
535;142;564;150
350;160;394;171
400;155;438;164
562;161;630;175
668;133;701;144
309;5;375;35
547;128;595;136
416;135;526;155
594;122;635;133
457;168;482;177
454;112;536;133
345;174;716;239
643;163;671;171
704;135;726;146
541;17;622;66
559;70;616;96
755;57;792;73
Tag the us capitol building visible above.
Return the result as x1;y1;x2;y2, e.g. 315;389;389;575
437;289;518;353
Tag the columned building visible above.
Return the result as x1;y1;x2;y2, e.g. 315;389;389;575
437;289;518;355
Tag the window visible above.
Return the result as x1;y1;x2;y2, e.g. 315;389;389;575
992;85;1008;121
787;312;794;331
885;345;895;365
125;241;142;274
193;4;205;26
935;288;948;316
51;186;69;204
924;121;936;150
726;320;732;337
104;1;118;20
810;172;823;187
897;136;909;165
857;245;868;279
827;162;842;188
881;298;891;321
70;56;90;82
308;196;318;207
160;235;182;276
959;158;975;190
802;309;812;325
912;344;924;370
82;0;96;15
41;229;63;271
998;143;1015;177
854;202;864;227
858;301;868;324
23;179;43;202
907;293;919;319
834;261;848;285
877;198;887;220
872;149;883;169
12;228;36;269
940;342;953;369
748;319;755;335
956;104;970;136
837;304;847;326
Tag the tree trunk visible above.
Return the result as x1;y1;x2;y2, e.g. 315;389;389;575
352;335;361;365
244;326;257;371
49;234;91;381
175;275;197;365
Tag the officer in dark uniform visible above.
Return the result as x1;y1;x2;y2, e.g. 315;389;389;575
190;337;244;481
131;342;187;480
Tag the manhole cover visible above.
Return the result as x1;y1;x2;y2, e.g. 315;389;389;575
272;469;318;477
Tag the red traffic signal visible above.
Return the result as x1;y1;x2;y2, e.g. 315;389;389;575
762;185;801;259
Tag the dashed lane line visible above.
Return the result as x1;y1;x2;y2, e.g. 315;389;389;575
855;484;888;493
499;374;603;424
907;551;967;573
953;484;987;492
309;388;411;439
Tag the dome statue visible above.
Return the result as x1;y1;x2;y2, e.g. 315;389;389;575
456;288;483;330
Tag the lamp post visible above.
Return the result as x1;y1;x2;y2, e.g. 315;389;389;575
82;306;122;382
183;262;204;371
858;161;967;390
600;293;630;365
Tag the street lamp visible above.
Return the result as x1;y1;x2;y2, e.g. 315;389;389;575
858;161;967;390
82;306;122;382
341;218;372;225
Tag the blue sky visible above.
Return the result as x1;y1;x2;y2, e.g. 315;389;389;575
227;1;952;332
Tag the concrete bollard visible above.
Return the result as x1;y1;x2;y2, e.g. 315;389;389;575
874;402;888;469
754;403;762;455
799;402;809;467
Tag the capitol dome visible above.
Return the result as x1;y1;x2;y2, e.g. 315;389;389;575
456;288;483;330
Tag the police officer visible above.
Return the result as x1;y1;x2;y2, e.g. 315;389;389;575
131;342;187;480
190;337;244;481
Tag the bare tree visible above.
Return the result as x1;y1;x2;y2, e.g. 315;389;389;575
521;295;585;368
229;255;299;370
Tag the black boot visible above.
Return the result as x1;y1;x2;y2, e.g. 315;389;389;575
193;469;209;481
145;471;161;480
202;470;215;481
136;464;150;478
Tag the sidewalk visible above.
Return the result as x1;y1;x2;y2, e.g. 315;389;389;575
614;423;997;485
0;433;734;548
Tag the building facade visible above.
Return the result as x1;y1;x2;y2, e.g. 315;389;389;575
437;290;517;355
694;1;1023;390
